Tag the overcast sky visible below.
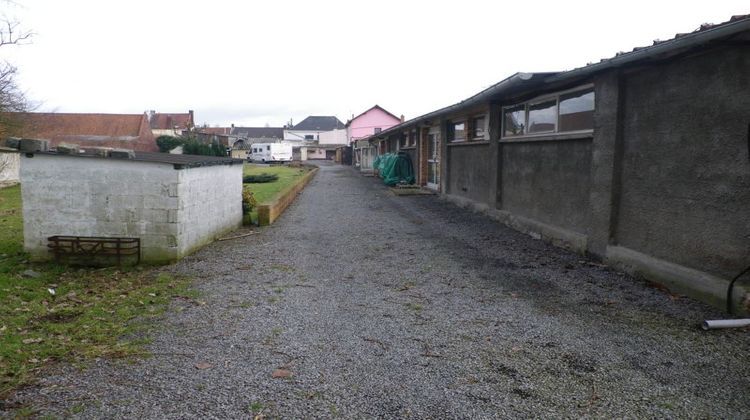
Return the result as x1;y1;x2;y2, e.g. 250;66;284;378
2;0;747;127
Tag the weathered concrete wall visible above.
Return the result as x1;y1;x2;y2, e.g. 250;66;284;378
21;154;243;263
21;154;181;262
500;138;593;236
614;47;750;281
177;164;243;257
446;144;491;204
0;151;20;185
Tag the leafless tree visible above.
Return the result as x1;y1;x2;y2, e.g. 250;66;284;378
0;1;33;140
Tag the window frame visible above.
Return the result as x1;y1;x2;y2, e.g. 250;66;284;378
471;115;486;140
500;84;595;140
447;120;467;143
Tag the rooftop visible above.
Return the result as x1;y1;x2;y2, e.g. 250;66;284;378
292;116;345;131
29;150;244;169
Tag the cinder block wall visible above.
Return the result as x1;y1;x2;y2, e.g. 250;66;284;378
0;151;20;185
176;164;243;256
21;155;243;263
21;155;181;262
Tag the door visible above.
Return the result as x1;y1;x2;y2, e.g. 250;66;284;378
427;132;440;190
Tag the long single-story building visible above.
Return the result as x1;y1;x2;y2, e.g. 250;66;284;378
360;15;750;313
17;143;244;263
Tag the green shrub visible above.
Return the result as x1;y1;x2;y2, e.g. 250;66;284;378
242;189;257;214
243;173;279;183
156;135;227;157
156;135;184;152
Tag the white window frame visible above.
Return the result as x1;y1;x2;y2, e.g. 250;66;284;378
471;114;486;140
501;84;594;140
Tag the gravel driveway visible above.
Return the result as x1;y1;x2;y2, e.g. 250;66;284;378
5;161;749;418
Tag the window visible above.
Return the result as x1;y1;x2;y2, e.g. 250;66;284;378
266;145;270;151
409;130;417;147
472;116;485;139
304;134;314;140
400;133;408;148
501;87;594;138
559;89;595;132
503;105;525;137
252;148;257;153
374;127;382;134
447;121;466;142
528;99;557;134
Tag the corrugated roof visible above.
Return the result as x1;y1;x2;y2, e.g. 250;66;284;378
363;14;750;143
292;116;345;131
548;14;750;83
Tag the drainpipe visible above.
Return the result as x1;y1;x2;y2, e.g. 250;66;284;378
702;264;750;330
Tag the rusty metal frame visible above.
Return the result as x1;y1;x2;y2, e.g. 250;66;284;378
47;236;141;265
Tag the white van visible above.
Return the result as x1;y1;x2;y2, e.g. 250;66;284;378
249;143;293;163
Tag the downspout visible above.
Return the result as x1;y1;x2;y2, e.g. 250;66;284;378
702;265;750;330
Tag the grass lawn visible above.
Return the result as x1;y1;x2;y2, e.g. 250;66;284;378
243;163;313;224
0;185;196;400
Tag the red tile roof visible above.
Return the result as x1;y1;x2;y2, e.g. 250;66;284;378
10;112;158;152
197;127;232;135
149;111;194;130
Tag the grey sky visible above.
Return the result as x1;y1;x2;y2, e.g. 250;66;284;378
3;0;748;127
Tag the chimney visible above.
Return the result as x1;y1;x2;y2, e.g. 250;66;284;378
400;114;405;122
188;110;195;128
231;123;235;128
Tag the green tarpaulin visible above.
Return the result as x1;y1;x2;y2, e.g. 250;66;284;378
372;152;415;186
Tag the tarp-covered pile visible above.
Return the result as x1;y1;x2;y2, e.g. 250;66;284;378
372;152;415;186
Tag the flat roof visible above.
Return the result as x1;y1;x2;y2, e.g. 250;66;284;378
28;150;245;169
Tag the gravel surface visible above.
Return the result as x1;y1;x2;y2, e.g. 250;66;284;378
4;161;749;419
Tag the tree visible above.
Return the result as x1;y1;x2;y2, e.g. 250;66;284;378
0;1;33;139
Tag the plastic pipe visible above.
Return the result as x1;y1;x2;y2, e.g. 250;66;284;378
702;319;750;330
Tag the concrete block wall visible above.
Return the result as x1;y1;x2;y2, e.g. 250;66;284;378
21;154;182;262
0;151;20;185
435;45;750;312
176;164;243;256
21;154;243;263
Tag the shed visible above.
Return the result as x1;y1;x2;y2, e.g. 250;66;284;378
20;149;244;263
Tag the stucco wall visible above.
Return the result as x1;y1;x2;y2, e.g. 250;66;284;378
348;108;401;142
21;154;242;263
318;129;348;145
499;138;593;236
446;144;491;204
614;47;750;280
0;151;20;185
176;164;243;257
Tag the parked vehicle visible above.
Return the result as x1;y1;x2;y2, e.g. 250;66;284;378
249;143;293;163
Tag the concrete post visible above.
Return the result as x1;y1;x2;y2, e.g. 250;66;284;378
487;102;502;208
439;118;448;194
587;70;625;258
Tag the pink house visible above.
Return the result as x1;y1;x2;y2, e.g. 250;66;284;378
346;105;402;144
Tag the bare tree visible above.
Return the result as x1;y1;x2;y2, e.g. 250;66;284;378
0;1;32;140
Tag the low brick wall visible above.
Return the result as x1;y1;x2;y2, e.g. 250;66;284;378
257;167;318;226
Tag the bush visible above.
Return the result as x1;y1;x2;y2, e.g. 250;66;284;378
243;173;279;183
242;189;257;214
156;135;227;157
156;135;184;153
